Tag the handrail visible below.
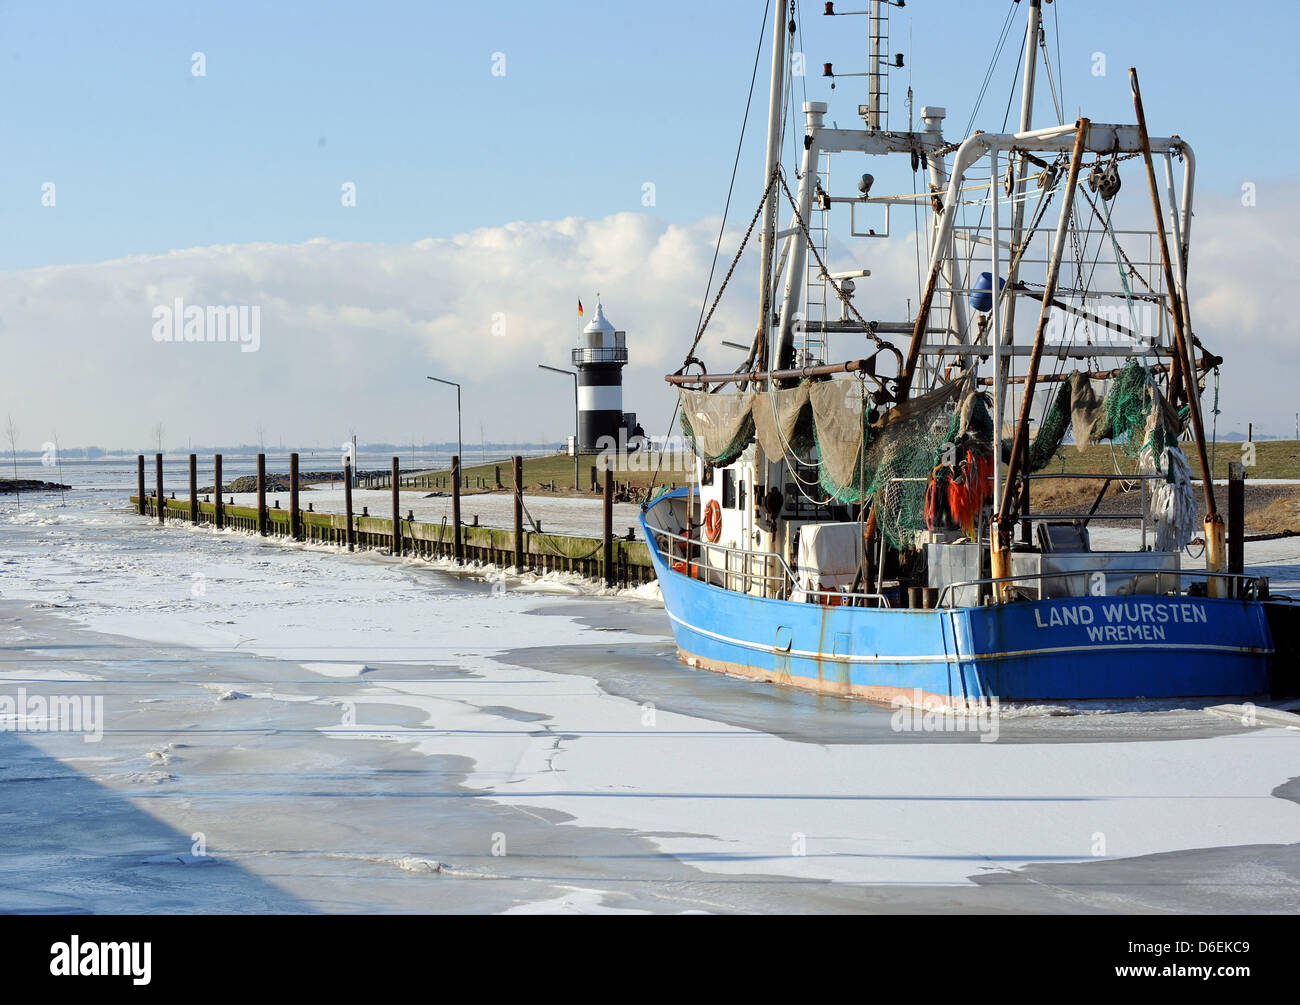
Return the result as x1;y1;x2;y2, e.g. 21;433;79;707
935;568;1266;609
644;522;892;608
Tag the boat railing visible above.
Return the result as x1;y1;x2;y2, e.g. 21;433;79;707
935;569;1269;609
644;523;893;608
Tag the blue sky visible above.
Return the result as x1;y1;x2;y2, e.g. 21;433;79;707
2;0;1295;271
0;0;1296;448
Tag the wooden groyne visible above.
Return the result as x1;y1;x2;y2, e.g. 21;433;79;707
131;453;655;587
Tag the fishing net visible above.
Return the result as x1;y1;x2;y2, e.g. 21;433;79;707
679;389;754;465
832;377;969;548
1069;371;1103;449
751;384;815;461
810;379;870;502
1026;381;1073;472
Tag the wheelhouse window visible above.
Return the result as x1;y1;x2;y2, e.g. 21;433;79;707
722;469;736;509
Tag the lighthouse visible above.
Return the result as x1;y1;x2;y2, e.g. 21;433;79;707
572;300;629;451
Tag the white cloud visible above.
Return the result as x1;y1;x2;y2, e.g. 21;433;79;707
0;190;1295;451
0;214;759;451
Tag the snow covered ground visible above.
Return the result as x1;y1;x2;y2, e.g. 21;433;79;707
1;486;1298;913
232;485;647;540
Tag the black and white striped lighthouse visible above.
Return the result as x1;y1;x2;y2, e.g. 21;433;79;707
572;300;629;450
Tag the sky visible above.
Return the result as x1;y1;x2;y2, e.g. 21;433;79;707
1;0;1298;452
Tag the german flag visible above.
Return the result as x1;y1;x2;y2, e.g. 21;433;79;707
577;299;584;318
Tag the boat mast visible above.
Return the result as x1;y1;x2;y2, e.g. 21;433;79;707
997;0;1042;433
867;0;883;130
756;0;788;377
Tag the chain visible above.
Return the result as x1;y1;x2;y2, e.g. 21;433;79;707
776;171;886;352
680;170;779;367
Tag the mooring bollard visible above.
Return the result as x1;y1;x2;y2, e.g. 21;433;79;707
452;455;463;565
344;458;355;552
155;453;164;524
188;454;198;524
137;455;146;516
256;453;267;536
603;463;614;588
214;453;224;530
513;455;524;571
391;456;402;556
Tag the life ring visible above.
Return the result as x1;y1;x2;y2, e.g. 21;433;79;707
703;499;722;543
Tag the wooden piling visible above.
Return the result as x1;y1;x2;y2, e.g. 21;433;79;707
603;463;614;588
290;452;301;540
256;453;267;536
188;454;198;523
452;455;463;565
155;453;164;524
513;455;524;571
344;459;355;552
137;455;145;515
391;456;402;555
214;454;224;529
1228;461;1245;576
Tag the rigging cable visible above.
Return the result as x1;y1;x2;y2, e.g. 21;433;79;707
649;0;773;501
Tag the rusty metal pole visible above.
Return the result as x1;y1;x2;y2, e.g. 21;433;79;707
214;454;224;529
137;455;145;515
451;455;463;565
603;462;614;588
1131;72;1217;507
1131;69;1224;593
898;269;944;402
344;459;355;552
996;120;1090;524
991;119;1090;593
188;454;198;523
512;455;524;571
391;456;401;556
155;452;164;524
290;452;301;540
256;453;267;536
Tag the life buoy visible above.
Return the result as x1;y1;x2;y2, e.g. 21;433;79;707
703;499;723;543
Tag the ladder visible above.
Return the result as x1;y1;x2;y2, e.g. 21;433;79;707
800;150;832;367
867;1;891;130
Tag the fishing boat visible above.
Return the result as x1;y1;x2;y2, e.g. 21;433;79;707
638;0;1292;707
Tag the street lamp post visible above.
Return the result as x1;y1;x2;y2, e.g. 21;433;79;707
426;376;462;472
537;364;579;492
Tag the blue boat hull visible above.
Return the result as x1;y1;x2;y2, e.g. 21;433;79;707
639;491;1272;704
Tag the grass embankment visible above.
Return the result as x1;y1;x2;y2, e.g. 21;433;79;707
1030;440;1300;535
420;452;694;497
419;442;1300;533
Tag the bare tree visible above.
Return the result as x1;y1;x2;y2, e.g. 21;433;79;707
4;414;18;511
